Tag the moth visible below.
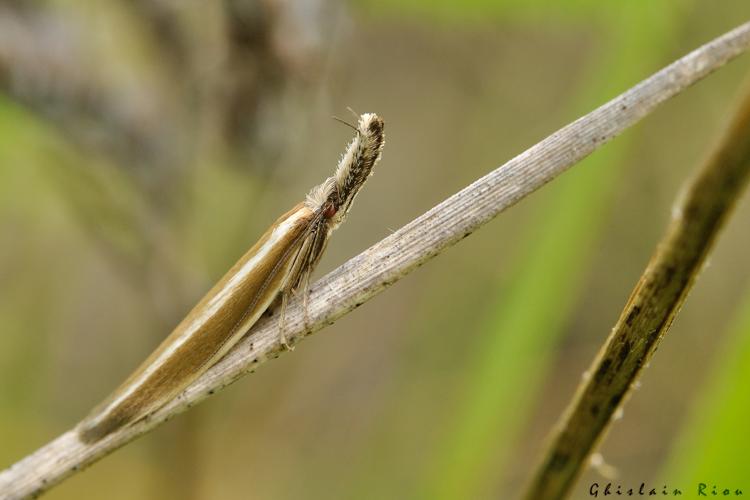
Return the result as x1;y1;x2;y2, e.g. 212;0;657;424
78;113;385;443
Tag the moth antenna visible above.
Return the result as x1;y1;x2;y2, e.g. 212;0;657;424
331;115;359;133
346;106;360;121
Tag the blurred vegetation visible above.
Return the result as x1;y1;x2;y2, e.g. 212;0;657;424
1;1;750;499
662;286;750;491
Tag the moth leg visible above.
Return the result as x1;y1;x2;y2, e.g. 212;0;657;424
300;268;311;332
277;231;315;350
300;231;320;331
299;221;329;333
263;293;282;318
277;290;294;351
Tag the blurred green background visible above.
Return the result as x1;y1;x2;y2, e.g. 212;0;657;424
2;1;750;499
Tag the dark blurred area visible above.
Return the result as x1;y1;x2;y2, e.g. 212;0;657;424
2;1;750;499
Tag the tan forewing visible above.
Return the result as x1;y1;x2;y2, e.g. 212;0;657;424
79;203;315;442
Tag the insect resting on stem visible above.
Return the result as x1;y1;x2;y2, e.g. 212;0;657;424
78;113;385;443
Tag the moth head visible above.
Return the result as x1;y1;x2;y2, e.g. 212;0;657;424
305;112;385;230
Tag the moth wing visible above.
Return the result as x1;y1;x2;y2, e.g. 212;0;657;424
78;204;316;442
